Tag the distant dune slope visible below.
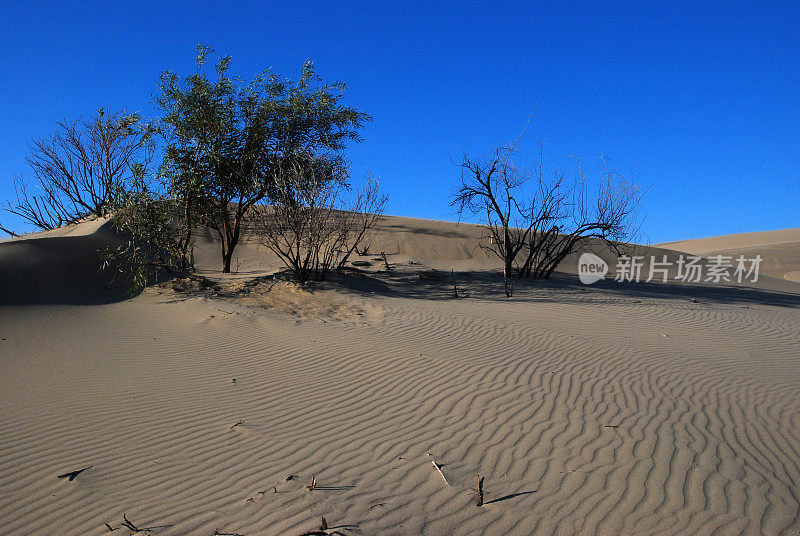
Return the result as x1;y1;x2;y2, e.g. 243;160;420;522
3;216;798;307
657;229;800;281
189;214;499;277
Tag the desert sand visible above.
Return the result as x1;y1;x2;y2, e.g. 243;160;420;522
657;229;800;283
1;216;799;535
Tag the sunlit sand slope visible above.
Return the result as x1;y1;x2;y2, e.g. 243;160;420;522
658;228;800;281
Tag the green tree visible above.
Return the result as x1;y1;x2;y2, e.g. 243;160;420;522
101;172;189;295
157;45;371;272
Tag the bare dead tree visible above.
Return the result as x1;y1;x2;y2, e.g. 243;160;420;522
451;144;536;296
517;156;642;279
258;159;387;284
452;130;642;296
3;109;154;231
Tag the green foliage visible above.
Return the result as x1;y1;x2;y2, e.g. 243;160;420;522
4;46;375;297
101;173;190;296
156;45;372;272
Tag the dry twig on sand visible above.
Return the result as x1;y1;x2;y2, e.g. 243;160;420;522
297;518;349;536
431;460;449;487
57;465;92;481
121;514;140;532
477;476;485;506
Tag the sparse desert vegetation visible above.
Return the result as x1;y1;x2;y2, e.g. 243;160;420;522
452;130;642;296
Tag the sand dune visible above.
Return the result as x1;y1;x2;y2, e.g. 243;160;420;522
1;217;799;535
658;228;800;281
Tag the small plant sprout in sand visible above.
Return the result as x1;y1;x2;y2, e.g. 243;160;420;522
450;269;469;298
296;516;350;536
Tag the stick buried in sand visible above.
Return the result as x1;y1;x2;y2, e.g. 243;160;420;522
120;514;140;532
229;420;244;430
431;460;449;487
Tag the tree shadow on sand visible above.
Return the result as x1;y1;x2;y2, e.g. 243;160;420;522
324;266;800;309
3;226;797;310
0;221;184;307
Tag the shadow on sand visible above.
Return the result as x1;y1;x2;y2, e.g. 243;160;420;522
2;225;798;309
0;221;180;306
324;267;800;309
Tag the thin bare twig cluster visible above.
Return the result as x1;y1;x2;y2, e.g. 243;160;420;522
257;160;387;284
3;109;154;231
452;124;642;296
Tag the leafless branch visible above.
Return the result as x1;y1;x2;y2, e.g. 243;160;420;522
452;119;643;294
2;109;154;232
257;158;386;284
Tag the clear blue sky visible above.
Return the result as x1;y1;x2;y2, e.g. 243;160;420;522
1;1;797;243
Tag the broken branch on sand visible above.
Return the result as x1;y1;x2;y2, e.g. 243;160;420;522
121;514;140;532
431;460;449;487
57;466;92;481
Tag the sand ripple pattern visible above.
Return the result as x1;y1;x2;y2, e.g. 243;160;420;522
1;290;799;535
